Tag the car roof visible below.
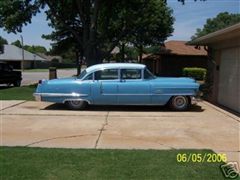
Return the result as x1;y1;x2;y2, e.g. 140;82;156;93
85;63;146;73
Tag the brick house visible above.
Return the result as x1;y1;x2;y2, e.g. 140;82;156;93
142;40;208;76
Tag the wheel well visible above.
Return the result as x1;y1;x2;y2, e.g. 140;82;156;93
63;99;90;105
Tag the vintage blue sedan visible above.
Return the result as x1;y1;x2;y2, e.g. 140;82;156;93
34;63;199;111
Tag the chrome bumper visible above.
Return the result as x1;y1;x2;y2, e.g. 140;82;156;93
33;93;42;102
191;97;198;105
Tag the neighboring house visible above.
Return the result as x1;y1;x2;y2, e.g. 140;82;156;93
37;53;63;63
142;40;208;76
0;45;46;69
190;23;240;113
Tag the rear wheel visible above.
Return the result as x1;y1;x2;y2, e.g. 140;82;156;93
65;100;87;110
13;80;21;87
169;96;189;111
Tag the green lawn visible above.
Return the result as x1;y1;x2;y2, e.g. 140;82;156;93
0;85;36;100
0;147;230;180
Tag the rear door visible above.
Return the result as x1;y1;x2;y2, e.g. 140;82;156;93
117;69;151;105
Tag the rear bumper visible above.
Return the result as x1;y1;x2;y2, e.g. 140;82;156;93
33;93;42;102
191;96;198;105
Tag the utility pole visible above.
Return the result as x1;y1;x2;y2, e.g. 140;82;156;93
20;35;24;71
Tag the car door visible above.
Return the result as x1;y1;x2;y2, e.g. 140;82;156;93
91;69;119;105
117;69;151;105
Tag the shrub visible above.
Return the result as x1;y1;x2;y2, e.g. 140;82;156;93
182;67;207;80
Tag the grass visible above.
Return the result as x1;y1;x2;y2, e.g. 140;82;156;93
0;147;230;180
0;84;36;100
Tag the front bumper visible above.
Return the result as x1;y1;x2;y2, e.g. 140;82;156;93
33;93;42;102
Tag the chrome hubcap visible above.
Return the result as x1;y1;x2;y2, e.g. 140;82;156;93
71;101;81;106
173;96;187;108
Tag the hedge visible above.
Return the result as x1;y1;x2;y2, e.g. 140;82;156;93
182;67;207;80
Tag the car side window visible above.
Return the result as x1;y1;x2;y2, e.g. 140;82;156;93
121;69;141;80
144;68;155;79
95;69;118;80
83;73;93;81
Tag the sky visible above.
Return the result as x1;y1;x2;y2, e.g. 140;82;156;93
0;0;239;50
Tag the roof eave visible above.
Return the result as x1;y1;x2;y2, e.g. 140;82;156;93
188;23;240;45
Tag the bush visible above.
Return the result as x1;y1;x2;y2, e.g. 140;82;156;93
182;67;207;80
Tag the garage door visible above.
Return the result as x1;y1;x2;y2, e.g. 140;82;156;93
218;47;240;113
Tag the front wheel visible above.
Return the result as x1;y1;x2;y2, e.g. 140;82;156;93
65;100;87;110
169;96;189;111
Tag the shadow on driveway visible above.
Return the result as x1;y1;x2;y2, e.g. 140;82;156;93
42;103;204;112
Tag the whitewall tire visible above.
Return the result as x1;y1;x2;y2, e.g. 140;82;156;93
169;96;189;111
65;100;87;110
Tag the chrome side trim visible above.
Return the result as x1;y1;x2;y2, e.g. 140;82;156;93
63;99;91;104
101;93;195;96
33;93;88;97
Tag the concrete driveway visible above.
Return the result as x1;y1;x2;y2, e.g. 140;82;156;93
0;100;239;163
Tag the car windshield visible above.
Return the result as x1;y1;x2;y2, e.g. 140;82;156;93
144;68;156;79
78;70;87;79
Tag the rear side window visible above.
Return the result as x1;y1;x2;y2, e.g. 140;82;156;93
95;69;118;80
121;69;141;79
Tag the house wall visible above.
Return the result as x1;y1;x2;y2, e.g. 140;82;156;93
209;37;240;113
143;55;208;77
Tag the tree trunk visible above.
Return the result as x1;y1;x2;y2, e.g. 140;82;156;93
85;44;99;67
139;45;143;63
76;51;80;75
84;0;101;67
121;43;125;62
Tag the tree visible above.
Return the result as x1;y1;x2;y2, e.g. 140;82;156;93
11;40;22;48
0;0;176;66
0;0;203;66
11;40;47;54
128;0;174;62
0;36;8;54
192;12;240;39
24;45;47;54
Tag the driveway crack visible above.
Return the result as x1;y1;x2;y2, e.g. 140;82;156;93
94;111;109;148
0;100;27;111
25;134;97;147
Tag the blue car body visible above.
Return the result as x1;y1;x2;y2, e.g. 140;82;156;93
34;63;199;109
